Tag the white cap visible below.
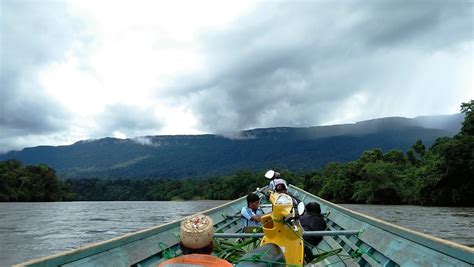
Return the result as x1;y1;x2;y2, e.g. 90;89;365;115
180;214;214;249
274;179;288;189
265;170;275;179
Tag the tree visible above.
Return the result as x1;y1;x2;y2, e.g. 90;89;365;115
359;149;383;164
406;149;417;165
412;139;426;158
0;161;75;202
318;163;354;202
417;100;474;206
460;100;474;136
354;161;401;204
383;150;406;165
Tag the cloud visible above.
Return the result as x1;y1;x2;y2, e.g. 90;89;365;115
358;1;472;49
168;1;473;134
131;136;157;146
0;1;85;152
0;1;472;153
93;104;164;139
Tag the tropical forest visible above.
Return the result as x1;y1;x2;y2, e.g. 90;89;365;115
1;100;473;206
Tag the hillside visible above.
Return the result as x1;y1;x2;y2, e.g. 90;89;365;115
0;114;463;179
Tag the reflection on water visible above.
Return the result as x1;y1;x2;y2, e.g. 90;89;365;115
341;204;474;248
0;201;227;266
1;202;473;266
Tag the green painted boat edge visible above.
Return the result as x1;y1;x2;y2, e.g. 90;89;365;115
12;197;246;267
289;185;474;264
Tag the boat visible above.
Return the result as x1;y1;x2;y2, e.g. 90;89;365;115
15;185;474;266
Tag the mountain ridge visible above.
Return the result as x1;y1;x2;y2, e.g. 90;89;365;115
0;114;463;179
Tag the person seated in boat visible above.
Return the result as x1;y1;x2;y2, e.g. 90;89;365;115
266;170;278;190
300;202;327;263
265;169;282;191
274;179;301;205
241;193;264;232
158;214;232;267
273;178;289;194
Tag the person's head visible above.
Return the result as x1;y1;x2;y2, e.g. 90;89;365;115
305;202;321;214
274;179;288;193
179;214;214;255
246;193;260;210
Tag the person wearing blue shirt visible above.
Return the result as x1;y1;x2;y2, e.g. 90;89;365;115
240;193;264;231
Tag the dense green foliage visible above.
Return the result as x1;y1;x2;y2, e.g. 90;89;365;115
67;171;263;201
0;160;76;201
315;100;474;206
66;101;473;206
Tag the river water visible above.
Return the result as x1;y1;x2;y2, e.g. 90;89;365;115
0;201;227;266
340;204;474;247
1;201;473;266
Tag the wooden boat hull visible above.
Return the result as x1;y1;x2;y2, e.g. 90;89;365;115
15;186;474;266
290;186;474;266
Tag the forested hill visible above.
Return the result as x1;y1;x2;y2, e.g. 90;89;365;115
0;114;463;179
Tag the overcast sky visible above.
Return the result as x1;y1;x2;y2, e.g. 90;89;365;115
1;0;473;153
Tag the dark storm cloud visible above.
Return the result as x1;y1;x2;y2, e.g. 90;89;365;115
0;1;82;151
169;1;473;134
93;104;164;138
0;0;472;153
358;1;473;49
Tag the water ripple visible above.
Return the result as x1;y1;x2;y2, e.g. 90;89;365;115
0;201;227;266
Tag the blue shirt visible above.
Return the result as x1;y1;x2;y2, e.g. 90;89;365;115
268;180;276;191
240;206;264;228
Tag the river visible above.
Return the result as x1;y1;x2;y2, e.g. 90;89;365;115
341;204;474;247
1;201;473;266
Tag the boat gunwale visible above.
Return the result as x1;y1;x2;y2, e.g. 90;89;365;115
13;198;245;267
289;185;474;264
14;187;474;266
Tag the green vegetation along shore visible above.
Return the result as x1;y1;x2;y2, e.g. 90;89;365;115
0;160;76;201
1;100;472;205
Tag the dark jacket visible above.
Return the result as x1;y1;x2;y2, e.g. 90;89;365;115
300;212;327;246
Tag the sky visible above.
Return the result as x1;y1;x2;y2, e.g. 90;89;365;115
1;0;473;153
